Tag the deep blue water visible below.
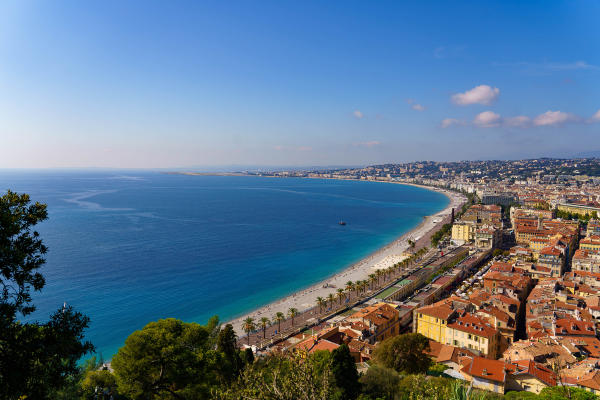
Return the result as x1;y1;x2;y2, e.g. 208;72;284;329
0;171;448;359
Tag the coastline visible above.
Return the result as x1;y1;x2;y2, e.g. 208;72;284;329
229;182;466;337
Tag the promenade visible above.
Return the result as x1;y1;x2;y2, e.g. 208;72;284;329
234;193;464;348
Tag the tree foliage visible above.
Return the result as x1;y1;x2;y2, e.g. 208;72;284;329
372;333;432;374
217;323;243;382
359;364;401;400
214;353;334;400
330;344;361;399
0;190;95;399
112;318;225;399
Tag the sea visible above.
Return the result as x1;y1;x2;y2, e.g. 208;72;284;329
0;170;449;359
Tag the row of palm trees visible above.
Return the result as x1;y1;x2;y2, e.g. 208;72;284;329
241;307;301;344
240;246;431;345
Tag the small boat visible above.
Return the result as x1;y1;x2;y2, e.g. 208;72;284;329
339;221;346;225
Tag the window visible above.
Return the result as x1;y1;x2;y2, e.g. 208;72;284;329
435;318;439;323
497;322;501;327
461;332;464;338
524;385;531;391
468;334;472;340
419;314;423;318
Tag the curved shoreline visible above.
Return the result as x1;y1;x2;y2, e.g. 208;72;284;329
228;181;466;337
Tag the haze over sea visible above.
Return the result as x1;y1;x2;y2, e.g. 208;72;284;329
1;171;448;359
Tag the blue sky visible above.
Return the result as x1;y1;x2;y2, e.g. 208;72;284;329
0;1;598;168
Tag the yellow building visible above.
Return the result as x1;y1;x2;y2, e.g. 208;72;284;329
580;236;600;251
452;223;476;245
415;306;500;357
416;305;455;343
557;203;600;217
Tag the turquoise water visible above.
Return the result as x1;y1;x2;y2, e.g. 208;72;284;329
0;171;448;358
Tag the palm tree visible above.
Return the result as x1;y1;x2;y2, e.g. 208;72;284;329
345;281;354;297
272;312;286;333
354;281;362;297
258;317;270;339
375;269;383;285
359;280;367;294
337;288;345;305
242;317;256;345
387;266;394;280
316;296;326;313
327;293;335;309
368;273;377;290
288;308;299;326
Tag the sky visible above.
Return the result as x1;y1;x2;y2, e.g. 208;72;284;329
0;1;598;168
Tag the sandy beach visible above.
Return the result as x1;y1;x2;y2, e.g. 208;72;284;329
229;183;466;338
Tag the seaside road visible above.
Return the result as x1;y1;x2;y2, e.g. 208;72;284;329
235;241;446;349
235;193;466;349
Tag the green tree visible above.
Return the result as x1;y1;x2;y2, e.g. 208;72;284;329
205;315;222;350
242;317;256;345
372;333;432;374
216;324;242;381
81;369;117;399
273;312;286;333
242;348;255;366
258;316;271;339
429;363;449;373
368;274;377;289
0;190;95;399
330;344;361;399
359;365;401;400
337;288;346;305
214;353;334;400
493;249;503;257
288;307;299;326
316;296;326;313
539;386;597;400
327;293;336;309
504;391;540;399
112;318;224;399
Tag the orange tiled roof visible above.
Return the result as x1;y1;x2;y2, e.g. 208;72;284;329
462;356;517;383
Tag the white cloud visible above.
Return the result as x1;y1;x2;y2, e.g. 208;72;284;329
296;147;313;152
533;110;581;126
503;116;531;128
473;111;501;128
406;99;414;104
274;146;284;150
350;111;364;118
492;61;597;70
411;104;428;111
353;141;380;147
586;110;600;124
434;47;445;58
439;118;465;128
451;85;500;106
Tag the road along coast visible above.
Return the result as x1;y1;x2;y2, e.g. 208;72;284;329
230;183;466;341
